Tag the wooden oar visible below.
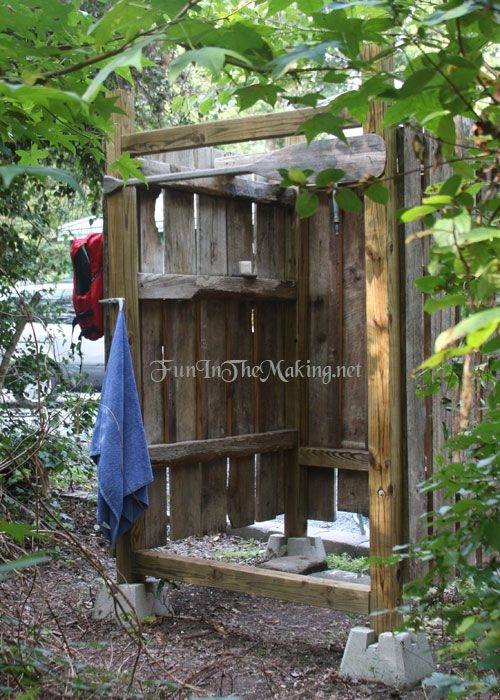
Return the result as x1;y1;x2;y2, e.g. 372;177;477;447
103;133;385;195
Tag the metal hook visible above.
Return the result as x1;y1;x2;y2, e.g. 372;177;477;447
99;297;125;312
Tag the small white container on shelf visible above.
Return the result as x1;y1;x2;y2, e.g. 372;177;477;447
238;260;256;278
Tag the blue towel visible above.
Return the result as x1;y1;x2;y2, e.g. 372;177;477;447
90;309;153;545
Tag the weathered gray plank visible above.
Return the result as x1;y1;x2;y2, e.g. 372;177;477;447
137;273;296;301
226;198;256;528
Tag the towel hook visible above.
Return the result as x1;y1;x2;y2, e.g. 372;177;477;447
99;297;125;312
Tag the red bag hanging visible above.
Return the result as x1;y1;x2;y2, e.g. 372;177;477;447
70;233;103;340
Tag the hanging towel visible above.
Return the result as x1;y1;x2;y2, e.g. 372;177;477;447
90;309;153;545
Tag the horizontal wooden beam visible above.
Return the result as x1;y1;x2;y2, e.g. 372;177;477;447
149;429;297;466
299;446;369;472
159;174;295;205
138;273;296;301
122;107;357;155
133;551;370;614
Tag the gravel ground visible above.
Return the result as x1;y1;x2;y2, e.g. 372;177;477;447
0;495;437;699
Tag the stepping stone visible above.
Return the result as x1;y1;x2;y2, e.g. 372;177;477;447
259;555;327;575
309;568;370;586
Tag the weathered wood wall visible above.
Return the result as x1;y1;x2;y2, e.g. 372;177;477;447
135;156;371;538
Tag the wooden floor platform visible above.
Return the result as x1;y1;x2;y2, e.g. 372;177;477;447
133;550;370;615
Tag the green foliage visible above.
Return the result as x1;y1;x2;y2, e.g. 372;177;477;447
0;0;498;696
326;552;369;574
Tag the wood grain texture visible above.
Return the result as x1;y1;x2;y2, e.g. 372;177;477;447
137;273;296;301
135;160;296;205
162;148;203;539
283;213;307;537
306;194;337;521
400;126;432;580
115;134;385;188
226;198;256;528
104;90;141;582
149;429;297;465
164;300;201;538
197;160;230;534
299;446;369;471
255;203;287;521
363;46;404;634
139;186;163;274
138;300;167;549
134;550;370;614
337;206;369;515
122;106;356;155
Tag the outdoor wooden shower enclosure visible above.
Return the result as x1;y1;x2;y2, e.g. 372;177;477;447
104;89;445;635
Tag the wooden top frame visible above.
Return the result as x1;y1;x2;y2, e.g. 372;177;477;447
122;106;357;156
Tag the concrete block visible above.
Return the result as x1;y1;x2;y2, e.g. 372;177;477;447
340;626;434;689
265;533;287;558
229;520;369;557
92;579;172;621
260;555;327;574
264;534;326;559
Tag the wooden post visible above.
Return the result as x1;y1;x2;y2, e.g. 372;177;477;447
104;89;144;582
362;46;404;634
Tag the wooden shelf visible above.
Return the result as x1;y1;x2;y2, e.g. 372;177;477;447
138;273;297;301
133;550;370;614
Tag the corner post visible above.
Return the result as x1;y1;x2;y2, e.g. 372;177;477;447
104;88;141;583
362;46;404;634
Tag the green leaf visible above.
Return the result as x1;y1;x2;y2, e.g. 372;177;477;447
0;552;51;580
440;174;462;196
435;309;500;352
298;112;347;143
110;152;146;183
414;275;445;293
401;205;438;222
83;38;154;102
335;188;362;214
0;521;35;543
424;293;467;313
424;1;477;26
315;168;345;187
365;181;389;205
287;167;309;186
296;190;319;218
169;47;252;83
235;84;280;110
0;165;83;194
422;195;453;205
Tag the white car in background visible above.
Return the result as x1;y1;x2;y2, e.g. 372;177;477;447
15;281;105;391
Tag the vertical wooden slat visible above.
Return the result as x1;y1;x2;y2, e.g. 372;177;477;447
337;205;369;516
284;212;307;537
227;198;256;528
163;151;202;538
306;194;338;521
139;186;163;274
363;46;404;634
137;186;167;549
255;203;286;521
197;148;229;534
426;136;455;518
400;126;432;578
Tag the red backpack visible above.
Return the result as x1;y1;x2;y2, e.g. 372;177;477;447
70;233;103;340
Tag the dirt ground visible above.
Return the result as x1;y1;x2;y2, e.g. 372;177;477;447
0;495;431;699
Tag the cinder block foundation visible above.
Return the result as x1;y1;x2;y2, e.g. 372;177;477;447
265;534;327;559
340;626;434;689
92;579;172;621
